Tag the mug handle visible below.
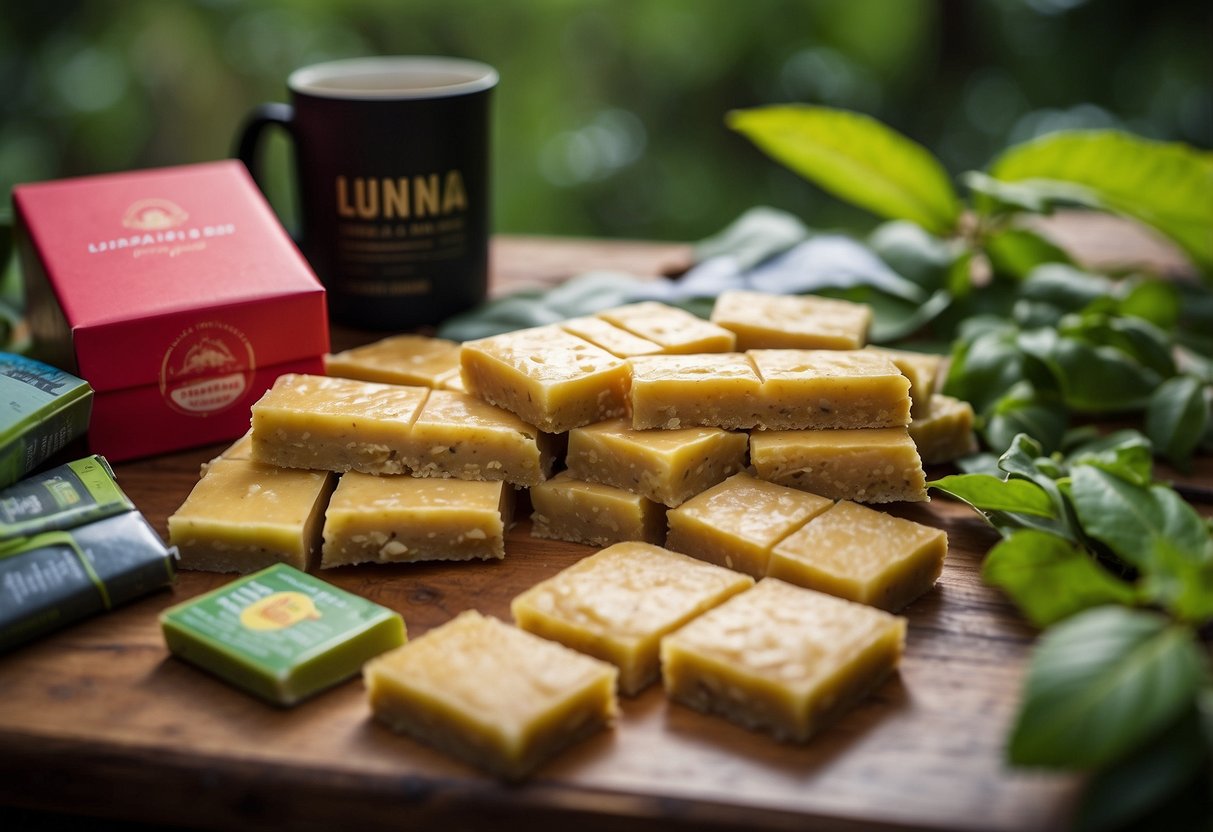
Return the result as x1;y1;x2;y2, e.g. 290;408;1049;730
234;102;295;203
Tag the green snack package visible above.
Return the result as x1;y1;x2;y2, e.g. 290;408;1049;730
0;510;177;652
161;564;406;706
0;353;93;490
0;455;134;540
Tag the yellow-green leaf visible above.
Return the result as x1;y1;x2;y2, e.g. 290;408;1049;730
989;131;1213;274
727;105;962;235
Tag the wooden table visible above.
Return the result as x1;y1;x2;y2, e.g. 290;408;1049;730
5;227;1177;832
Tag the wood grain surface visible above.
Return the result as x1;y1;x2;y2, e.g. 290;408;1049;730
2;227;1167;832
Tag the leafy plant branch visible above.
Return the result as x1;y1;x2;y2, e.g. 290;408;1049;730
729;104;1213;468
930;432;1212;829
730;104;1213;829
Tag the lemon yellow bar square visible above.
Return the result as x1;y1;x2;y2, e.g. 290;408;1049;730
749;349;911;430
325;334;461;388
767;500;947;611
320;473;512;568
566;418;748;507
511;542;753;695
711;290;871;350
628;353;763;430
168;459;335;574
251;373;429;474
660;578;906;742
365;610;618;780
750;426;928;503
460;325;629;433
909;394;977;464
409;389;558;486
865;346;944;419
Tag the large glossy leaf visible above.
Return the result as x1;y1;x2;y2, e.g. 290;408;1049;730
1146;375;1209;472
930;472;1071;539
983;530;1138;627
727;105;962;234
1018;328;1162;413
1008;606;1205;768
988;131;1213;274
1067;465;1212;572
929;473;1056;517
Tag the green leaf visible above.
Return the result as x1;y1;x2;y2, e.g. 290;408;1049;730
692;205;809;270
1010;300;1065;329
999;432;1075;516
868;220;964;293
944;329;1025;412
1073;704;1211;832
1175;342;1213;386
1117;278;1180;330
984;228;1074;281
930;469;1074;537
1020;264;1114;312
945;248;974;298
1062;314;1176;378
983;383;1069;455
929;473;1057;517
1146;375;1208;472
997;433;1053;482
1008;606;1206;768
1018;329;1162;413
932;278;1021;340
1067;465;1211;572
983;530;1138;627
1177;281;1213;331
988;130;1213;274
1142;539;1213;624
727;105;962;234
1063;429;1154;487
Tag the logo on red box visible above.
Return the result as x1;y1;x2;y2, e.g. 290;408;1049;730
122;198;189;231
160;321;256;416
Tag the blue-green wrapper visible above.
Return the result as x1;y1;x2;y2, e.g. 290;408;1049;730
0;353;92;490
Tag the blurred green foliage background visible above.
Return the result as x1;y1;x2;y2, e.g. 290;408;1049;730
1;0;1209;241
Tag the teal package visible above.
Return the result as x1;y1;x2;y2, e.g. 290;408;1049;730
0;353;93;490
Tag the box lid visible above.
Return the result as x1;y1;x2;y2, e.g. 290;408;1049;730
13;161;328;394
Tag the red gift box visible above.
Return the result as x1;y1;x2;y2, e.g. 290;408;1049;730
13;160;329;461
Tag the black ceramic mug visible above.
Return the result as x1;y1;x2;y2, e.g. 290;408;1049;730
236;56;498;330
